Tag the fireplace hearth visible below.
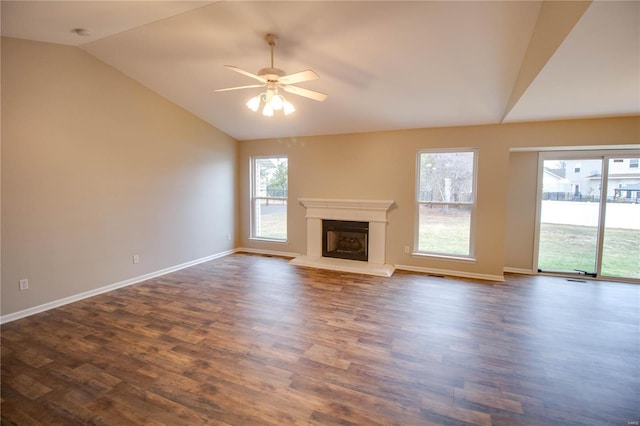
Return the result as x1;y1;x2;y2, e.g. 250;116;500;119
323;220;368;261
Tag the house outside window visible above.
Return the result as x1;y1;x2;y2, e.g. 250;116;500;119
251;157;288;241
416;149;477;257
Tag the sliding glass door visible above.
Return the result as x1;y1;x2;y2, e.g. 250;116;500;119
601;157;640;279
538;157;602;276
537;152;639;281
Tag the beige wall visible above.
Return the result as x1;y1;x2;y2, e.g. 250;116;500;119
1;37;238;316
504;151;539;271
239;117;639;278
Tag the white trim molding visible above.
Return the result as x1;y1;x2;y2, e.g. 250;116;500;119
0;249;236;324
509;144;640;153
237;247;299;258
503;267;535;275
395;264;504;282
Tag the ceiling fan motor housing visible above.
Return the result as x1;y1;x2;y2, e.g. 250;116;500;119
258;68;286;82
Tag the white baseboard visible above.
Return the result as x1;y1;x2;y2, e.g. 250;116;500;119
503;267;535;275
395;264;505;282
237;247;299;258
0;249;236;324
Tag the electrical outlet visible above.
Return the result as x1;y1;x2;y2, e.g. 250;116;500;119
227;234;231;241
404;246;410;254
19;279;29;291
133;254;140;264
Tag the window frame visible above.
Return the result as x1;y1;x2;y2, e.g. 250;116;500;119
414;148;478;260
250;155;288;242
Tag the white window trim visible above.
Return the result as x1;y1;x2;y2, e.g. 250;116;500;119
414;148;478;260
250;156;288;242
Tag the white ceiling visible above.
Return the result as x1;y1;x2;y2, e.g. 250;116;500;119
2;1;639;140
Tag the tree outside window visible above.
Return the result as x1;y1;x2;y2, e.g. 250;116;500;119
416;150;477;257
252;157;288;240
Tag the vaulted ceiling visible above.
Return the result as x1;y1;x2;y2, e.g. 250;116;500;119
2;1;638;140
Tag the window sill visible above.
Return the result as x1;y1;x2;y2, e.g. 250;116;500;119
249;237;288;244
411;252;477;263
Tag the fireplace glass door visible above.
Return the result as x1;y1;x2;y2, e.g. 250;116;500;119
322;220;369;261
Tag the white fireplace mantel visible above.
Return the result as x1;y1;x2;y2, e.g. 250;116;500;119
290;198;395;277
298;198;394;222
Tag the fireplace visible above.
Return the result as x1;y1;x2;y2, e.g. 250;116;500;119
290;198;395;277
323;220;368;261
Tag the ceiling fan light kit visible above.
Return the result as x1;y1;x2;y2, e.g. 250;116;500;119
247;90;295;117
214;34;326;117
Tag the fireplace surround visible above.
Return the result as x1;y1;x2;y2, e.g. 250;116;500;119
289;198;395;276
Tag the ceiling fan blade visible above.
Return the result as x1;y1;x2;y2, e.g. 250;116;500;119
224;65;266;83
279;69;319;85
214;84;265;92
282;84;328;102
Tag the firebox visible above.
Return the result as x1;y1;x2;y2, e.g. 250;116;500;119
322;220;369;262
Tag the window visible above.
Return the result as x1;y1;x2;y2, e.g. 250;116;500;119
416;149;477;257
251;157;288;241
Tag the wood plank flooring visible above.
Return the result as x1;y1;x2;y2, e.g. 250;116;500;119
2;253;639;425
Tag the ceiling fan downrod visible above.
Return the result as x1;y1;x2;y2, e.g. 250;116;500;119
265;34;278;69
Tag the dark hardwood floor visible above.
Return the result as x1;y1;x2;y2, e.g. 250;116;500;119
2;253;638;425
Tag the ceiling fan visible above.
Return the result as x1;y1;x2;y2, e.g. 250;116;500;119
214;34;327;116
